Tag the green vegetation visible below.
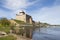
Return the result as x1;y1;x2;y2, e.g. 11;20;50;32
0;26;10;33
0;17;11;33
0;35;16;40
0;18;11;27
0;17;50;39
0;18;17;40
14;19;25;24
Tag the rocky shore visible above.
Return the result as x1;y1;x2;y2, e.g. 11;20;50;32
11;34;32;40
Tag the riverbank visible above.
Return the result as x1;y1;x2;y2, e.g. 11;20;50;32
10;34;32;40
16;35;32;40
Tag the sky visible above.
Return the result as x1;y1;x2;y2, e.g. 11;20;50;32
0;0;60;25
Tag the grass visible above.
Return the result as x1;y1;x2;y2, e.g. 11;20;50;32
14;19;25;24
0;35;16;40
0;26;10;33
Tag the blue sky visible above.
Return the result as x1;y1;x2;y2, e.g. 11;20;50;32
0;0;60;25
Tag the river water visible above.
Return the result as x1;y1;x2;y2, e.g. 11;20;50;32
32;26;60;40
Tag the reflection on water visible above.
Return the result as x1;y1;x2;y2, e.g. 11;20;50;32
32;26;60;40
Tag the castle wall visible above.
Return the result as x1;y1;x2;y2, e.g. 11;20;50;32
16;11;33;24
16;14;26;23
29;18;32;24
26;15;32;24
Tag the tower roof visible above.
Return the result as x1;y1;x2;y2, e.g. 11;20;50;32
20;10;24;12
19;10;25;14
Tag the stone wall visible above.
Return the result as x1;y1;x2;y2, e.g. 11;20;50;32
16;11;33;24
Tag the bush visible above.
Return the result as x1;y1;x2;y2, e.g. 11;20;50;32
0;17;11;27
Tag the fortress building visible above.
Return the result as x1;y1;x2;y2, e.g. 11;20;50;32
16;10;34;24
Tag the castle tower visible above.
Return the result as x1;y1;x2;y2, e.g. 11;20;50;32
16;10;33;24
16;10;26;23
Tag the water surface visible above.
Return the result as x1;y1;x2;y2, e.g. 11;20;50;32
32;26;60;40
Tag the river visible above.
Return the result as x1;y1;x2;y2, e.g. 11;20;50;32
32;26;60;40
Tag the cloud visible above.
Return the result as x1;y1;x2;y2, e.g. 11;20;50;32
31;5;60;24
0;0;60;24
4;0;27;10
0;0;39;18
28;0;60;24
3;0;38;10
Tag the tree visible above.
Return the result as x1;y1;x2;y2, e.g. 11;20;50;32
0;17;11;27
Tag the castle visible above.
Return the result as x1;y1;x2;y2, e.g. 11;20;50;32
16;10;34;24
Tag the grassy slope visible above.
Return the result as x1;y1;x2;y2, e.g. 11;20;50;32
0;35;16;40
13;19;25;24
0;26;10;33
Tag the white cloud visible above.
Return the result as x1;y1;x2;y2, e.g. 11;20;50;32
0;0;60;24
0;0;39;19
31;6;60;24
4;0;38;10
5;0;27;10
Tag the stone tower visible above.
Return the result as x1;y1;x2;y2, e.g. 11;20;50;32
16;10;33;24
